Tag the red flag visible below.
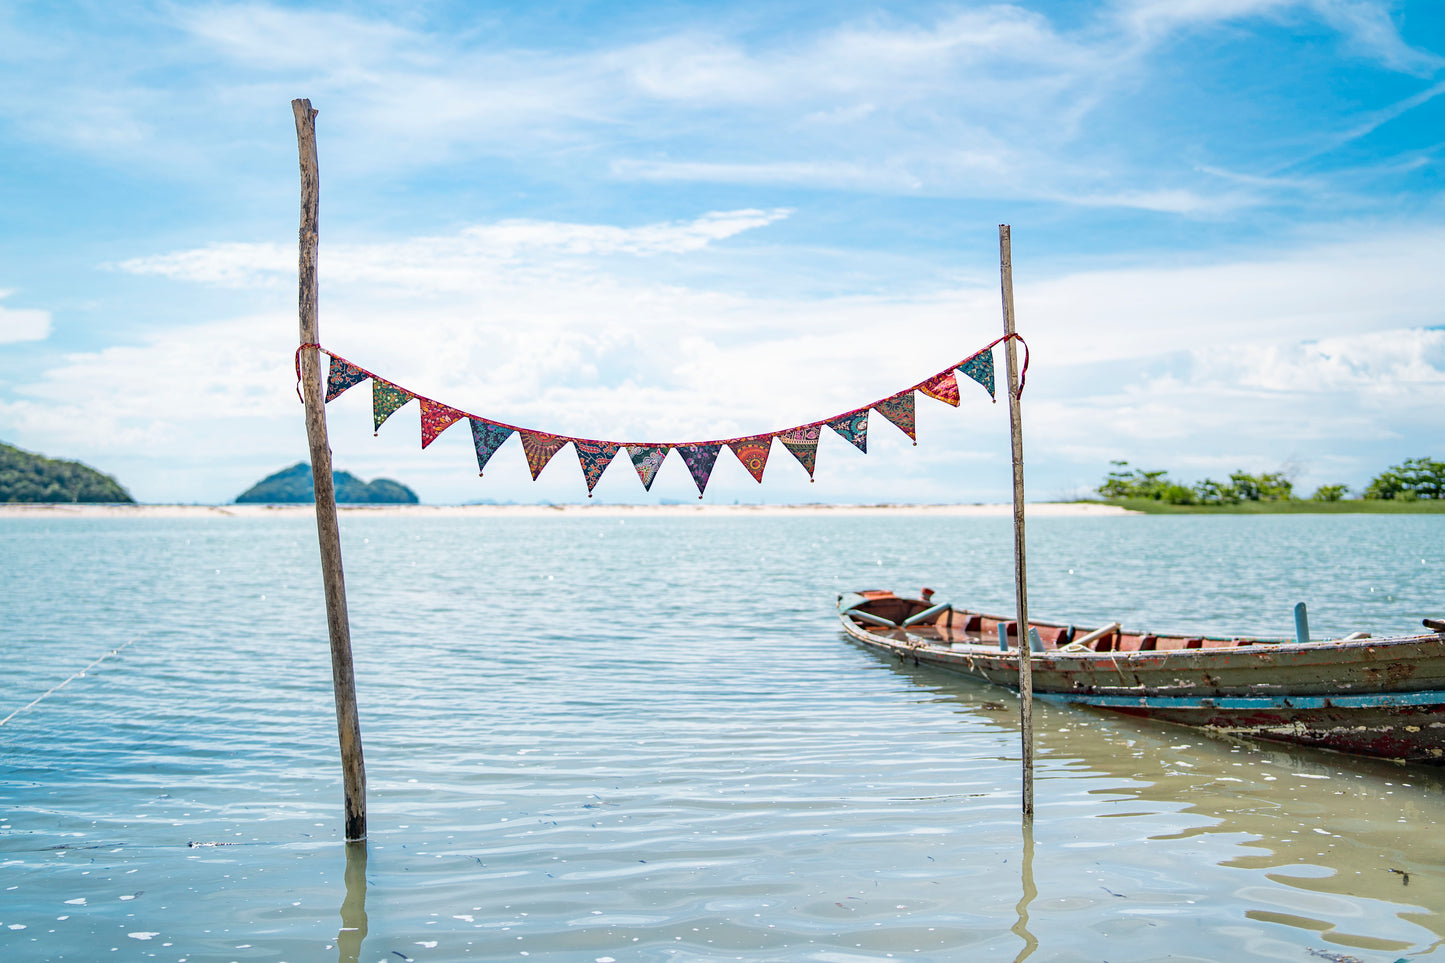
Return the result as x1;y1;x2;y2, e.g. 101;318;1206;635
917;370;960;407
420;399;466;448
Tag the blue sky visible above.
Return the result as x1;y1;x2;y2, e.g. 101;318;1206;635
1;0;1442;504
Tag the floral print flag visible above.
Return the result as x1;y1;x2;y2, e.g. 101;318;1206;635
574;439;620;496
676;443;721;498
420;399;466;448
373;381;414;434
469;419;514;476
627;445;670;491
325;355;369;402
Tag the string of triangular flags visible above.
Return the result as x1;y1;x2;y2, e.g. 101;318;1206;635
297;334;1028;499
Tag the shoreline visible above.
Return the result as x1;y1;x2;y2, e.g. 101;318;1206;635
0;501;1135;519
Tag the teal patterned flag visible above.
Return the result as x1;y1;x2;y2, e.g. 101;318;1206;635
575;440;620;496
827;411;868;453
958;350;995;400
469;419;514;476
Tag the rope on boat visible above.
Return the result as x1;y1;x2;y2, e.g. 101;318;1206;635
0;632;145;729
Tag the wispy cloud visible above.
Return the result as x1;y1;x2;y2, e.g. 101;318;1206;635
114;209;791;290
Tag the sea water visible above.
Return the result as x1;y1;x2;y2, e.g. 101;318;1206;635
2;511;1444;962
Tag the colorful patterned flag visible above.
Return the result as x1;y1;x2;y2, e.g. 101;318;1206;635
574;439;619;496
469;419;514;476
874;391;916;442
519;431;569;480
958;350;995;400
676;443;721;498
917;370;960;407
778;425;822;479
325;355;368;402
728;435;772;483
373;381;414;434
627;445;670;491
420;399;466;448
827;410;868;453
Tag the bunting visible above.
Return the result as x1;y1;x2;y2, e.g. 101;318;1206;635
373;381;413;434
300;333;1026;498
470;419;514;476
575;439;620;496
827;411;869;453
917;370;961;407
420;399;466;448
959;350;995;400
676;443;721;498
778;425;822;480
873;391;917;443
728;435;772;483
628;445;670;491
326;356;369;402
519;431;568;480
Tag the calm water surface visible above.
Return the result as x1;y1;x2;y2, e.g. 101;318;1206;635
3;512;1444;962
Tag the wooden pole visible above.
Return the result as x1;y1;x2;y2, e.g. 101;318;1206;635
293;98;367;842
998;224;1033;816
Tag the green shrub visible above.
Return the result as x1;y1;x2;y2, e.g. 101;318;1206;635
1364;457;1445;500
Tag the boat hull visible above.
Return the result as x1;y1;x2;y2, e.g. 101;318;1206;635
839;592;1445;764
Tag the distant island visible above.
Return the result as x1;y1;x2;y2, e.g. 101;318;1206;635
1;441;134;503
1094;458;1445;513
235;463;419;504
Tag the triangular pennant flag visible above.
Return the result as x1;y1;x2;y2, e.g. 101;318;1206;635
874;391;917;443
373;381;414;434
519;431;569;480
917;369;961;407
574;439;620;496
676;443;721;498
727;435;772;483
627;445;670;492
469;419;514;476
958;349;996;400
778;425;822;479
325;356;368;402
420;399;466;449
827;411;868;453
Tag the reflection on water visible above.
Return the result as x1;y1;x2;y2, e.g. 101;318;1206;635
1011;814;1038;962
337;842;368;963
898;657;1445;956
4;512;1445;960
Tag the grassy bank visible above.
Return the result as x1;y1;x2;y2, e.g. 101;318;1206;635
1095;497;1445;515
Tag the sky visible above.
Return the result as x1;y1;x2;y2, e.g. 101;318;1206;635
1;0;1442;505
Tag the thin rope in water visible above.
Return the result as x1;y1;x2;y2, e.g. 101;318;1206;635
0;632;144;728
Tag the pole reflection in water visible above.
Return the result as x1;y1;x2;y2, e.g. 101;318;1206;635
1012;813;1038;962
338;841;369;963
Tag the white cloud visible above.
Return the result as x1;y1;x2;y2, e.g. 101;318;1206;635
0;290;51;343
114;209;791;290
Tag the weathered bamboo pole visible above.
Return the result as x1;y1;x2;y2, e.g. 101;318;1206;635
293;98;367;842
998;224;1034;816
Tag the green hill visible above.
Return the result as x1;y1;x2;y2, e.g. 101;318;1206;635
0;442;134;503
235;463;419;504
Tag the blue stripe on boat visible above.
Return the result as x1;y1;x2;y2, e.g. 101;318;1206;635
1035;689;1445;711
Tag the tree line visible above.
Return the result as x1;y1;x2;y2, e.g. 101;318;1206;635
1097;457;1445;505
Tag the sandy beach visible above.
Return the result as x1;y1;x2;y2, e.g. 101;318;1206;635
0;501;1134;519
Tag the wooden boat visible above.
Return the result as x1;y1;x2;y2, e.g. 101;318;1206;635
838;589;1445;764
